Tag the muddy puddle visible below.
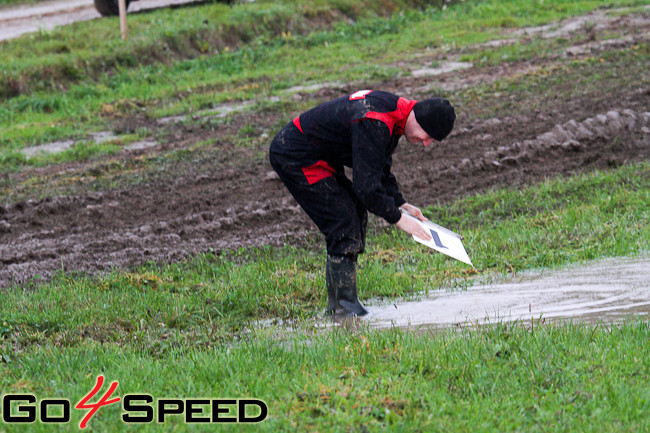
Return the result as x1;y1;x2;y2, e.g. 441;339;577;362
20;139;75;158
411;61;473;77
360;256;649;330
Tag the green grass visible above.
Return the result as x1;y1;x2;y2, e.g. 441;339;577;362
1;0;441;97
1;40;648;171
1;0;648;155
0;320;647;432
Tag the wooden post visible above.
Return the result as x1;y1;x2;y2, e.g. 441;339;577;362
118;0;128;41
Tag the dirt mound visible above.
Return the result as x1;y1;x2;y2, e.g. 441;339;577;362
451;109;649;173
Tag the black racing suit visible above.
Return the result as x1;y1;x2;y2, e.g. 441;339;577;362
269;90;416;258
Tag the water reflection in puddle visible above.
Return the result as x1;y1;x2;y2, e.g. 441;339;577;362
362;256;649;329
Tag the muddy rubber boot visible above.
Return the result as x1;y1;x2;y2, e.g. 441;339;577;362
326;267;338;315
326;255;368;317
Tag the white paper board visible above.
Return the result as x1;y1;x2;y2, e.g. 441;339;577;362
403;213;473;267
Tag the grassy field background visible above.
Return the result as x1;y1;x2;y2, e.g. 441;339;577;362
1;321;648;432
1;0;648;159
1;0;649;431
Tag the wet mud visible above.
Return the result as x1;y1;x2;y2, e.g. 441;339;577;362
363;256;650;329
2;95;647;287
1;10;650;287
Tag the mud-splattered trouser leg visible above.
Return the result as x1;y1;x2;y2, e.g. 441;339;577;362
269;127;368;259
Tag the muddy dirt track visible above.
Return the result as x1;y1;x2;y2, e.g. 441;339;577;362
1;11;650;287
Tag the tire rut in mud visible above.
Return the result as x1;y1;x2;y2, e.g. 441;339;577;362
1;98;649;287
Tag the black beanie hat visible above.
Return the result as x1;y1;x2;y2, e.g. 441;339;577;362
412;98;456;141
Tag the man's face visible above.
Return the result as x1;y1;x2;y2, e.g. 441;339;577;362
404;113;436;147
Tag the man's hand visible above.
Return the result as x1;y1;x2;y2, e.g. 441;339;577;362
399;203;428;221
396;213;432;241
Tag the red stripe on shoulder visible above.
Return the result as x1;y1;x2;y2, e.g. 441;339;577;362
364;110;401;134
361;97;417;135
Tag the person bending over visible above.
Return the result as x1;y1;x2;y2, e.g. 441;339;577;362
269;90;455;316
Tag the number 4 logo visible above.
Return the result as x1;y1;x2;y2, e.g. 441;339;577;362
349;90;372;100
75;376;121;429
